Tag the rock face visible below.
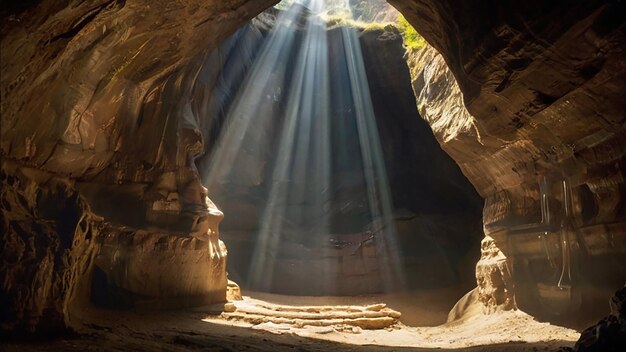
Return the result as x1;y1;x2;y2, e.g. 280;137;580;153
219;297;402;330
399;1;626;323
565;285;626;351
1;160;100;334
90;223;227;310
1;0;272;334
1;0;625;335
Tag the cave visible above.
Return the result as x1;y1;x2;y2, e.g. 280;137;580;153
1;0;625;351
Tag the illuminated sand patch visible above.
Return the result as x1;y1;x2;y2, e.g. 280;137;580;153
203;296;580;349
218;297;401;330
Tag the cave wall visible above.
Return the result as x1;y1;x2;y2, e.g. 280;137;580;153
1;0;278;334
1;0;277;182
1;160;100;335
1;0;625;334
395;1;626;323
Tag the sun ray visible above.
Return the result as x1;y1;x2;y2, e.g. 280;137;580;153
201;0;405;293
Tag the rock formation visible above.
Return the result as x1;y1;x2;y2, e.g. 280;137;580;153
1;160;100;334
218;298;402;330
1;0;271;334
399;1;626;323
1;0;625;336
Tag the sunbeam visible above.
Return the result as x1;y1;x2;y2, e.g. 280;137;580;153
201;4;305;191
200;0;405;294
249;0;332;291
339;14;406;291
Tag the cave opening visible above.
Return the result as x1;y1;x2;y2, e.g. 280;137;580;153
191;0;482;313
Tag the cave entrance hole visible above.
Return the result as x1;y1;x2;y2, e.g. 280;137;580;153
192;0;483;321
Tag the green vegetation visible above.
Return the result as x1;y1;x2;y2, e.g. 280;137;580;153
322;13;389;32
396;14;425;49
272;1;399;34
363;21;396;32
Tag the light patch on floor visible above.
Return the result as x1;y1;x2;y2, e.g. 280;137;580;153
4;291;581;352
201;295;580;349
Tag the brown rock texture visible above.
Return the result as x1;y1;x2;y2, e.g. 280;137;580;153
398;0;626;322
1;160;101;334
1;0;625;336
219;297;402;330
1;0;277;334
1;0;277;181
91;224;227;310
475;236;515;311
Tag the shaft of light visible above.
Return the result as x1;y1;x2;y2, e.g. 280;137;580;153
202;5;304;190
249;0;332;290
339;8;405;291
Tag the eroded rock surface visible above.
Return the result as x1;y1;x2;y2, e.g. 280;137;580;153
91;225;227;310
1;0;273;334
1;160;101;334
0;158;229;333
404;6;626;321
218;297;402;330
1;0;625;336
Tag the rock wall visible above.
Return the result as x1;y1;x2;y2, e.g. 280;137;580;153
1;0;277;181
1;160;100;334
405;23;626;323
1;0;625;334
1;0;274;334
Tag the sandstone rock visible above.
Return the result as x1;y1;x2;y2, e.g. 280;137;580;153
0;160;100;333
1;0;625;336
475;236;516;312
221;297;401;330
92;227;227;309
227;279;243;301
406;36;626;319
1;1;274;333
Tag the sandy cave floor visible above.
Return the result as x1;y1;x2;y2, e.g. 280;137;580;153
3;290;580;352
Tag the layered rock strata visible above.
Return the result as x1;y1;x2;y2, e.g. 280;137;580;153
0;159;228;333
1;160;100;334
1;0;625;335
406;37;626;322
2;0;269;334
217;297;402;330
